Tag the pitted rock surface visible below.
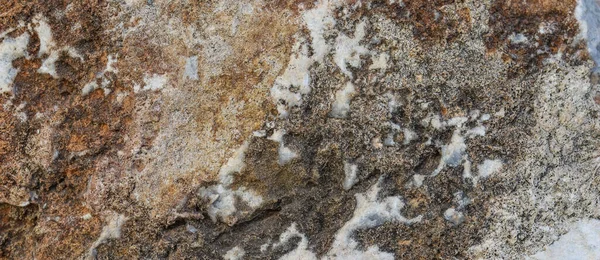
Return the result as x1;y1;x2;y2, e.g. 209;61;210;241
1;0;600;259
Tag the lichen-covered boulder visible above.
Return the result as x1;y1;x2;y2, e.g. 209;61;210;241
1;0;600;259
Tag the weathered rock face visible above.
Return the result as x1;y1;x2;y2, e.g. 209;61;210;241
1;0;599;259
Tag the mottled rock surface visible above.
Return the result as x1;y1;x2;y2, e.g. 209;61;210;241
1;0;600;259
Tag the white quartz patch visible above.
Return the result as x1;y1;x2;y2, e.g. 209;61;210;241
431;130;467;176
383;122;401;146
444;207;465;225
369;53;389;70
403;128;418;145
270;0;338;118
270;0;348;117
218;142;249;186
334;20;369;78
105;54;118;74
275;223;318;260
184;56;199;80
81;81;99;96
343;162;359;190
529;219;600;260
0;28;16;40
326;178;422;259
33;15;55;57
268;129;298;165
466;125;486;137
575;0;600;65
330;82;356;118
270;39;313;117
427;113;491;178
38;51;60;78
271;179;423;259
142;73;167;91
88;213;128;258
412;174;425;187
34;15;59;78
82;55;118;96
0;33;29;94
223;246;245;260
508;33;529;44
302;0;337;62
135;73;168;93
198;141;264;225
477;159;503;178
278;146;298;165
33;14;83;79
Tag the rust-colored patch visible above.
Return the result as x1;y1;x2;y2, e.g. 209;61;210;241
370;0;473;44
0;204;38;258
487;0;584;74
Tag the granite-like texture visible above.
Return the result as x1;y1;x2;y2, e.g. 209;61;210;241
1;0;599;259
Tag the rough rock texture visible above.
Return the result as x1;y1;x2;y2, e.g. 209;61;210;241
1;0;599;259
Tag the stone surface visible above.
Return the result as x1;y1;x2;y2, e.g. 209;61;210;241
1;0;600;259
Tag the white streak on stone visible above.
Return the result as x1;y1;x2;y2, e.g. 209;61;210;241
302;0;337;62
184;56;198;80
330;82;356;118
223;246;245;260
67;47;83;61
82;55;117;96
575;0;600;65
278;146;298;165
33;15;65;79
383;123;401;147
105;54;118;74
334;20;369;78
443;207;465;225
253;130;267;137
260;243;270;253
529;219;600;260
270;36;316;117
275;223;318;260
37;51;60;78
369;52;389;70
219;142;249;186
430;115;444;129
386;92;401;113
273;40;313;97
87;213;128;259
326;178;422;259
0;33;29;94
270;0;338;117
431;130;466;176
268;129;298;165
478;159;503;178
0;28;16;39
198;141;263;225
463;158;473;180
343;162;359;190
412;174;425;188
14;102;27;122
140;73;168;92
466;125;486;137
33;14;55;57
82;81;99;96
494;108;506;118
447;116;468;127
403;128;418;145
268;129;285;142
508;33;529;44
